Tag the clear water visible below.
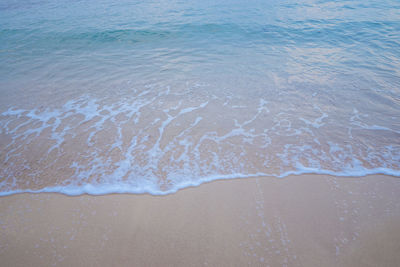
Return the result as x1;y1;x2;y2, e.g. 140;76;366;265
0;0;399;195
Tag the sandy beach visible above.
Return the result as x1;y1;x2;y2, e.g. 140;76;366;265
1;174;399;267
2;0;400;266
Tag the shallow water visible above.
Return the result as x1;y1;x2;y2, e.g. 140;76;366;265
0;0;399;195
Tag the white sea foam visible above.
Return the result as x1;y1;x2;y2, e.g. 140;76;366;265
0;86;399;196
0;167;399;197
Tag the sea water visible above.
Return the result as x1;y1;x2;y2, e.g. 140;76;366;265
0;0;399;195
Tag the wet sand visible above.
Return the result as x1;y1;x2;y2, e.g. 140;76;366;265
1;174;400;267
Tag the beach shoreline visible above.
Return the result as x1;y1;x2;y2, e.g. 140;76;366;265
1;174;400;266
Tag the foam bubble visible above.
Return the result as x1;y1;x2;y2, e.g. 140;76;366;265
0;86;399;196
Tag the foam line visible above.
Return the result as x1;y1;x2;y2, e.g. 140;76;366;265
0;168;399;197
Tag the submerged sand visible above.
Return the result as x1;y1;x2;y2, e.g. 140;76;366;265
1;174;400;266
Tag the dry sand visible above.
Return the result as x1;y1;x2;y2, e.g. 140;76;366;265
1;174;400;267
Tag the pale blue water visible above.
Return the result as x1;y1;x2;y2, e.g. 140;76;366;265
0;0;399;195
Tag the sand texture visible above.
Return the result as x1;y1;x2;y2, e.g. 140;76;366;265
1;174;400;267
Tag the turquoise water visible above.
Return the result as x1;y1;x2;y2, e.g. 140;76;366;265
0;0;399;195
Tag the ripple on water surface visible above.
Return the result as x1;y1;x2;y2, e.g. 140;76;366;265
0;0;399;195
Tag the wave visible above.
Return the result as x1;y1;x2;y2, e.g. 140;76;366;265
0;168;399;197
1;21;399;51
1;88;399;196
